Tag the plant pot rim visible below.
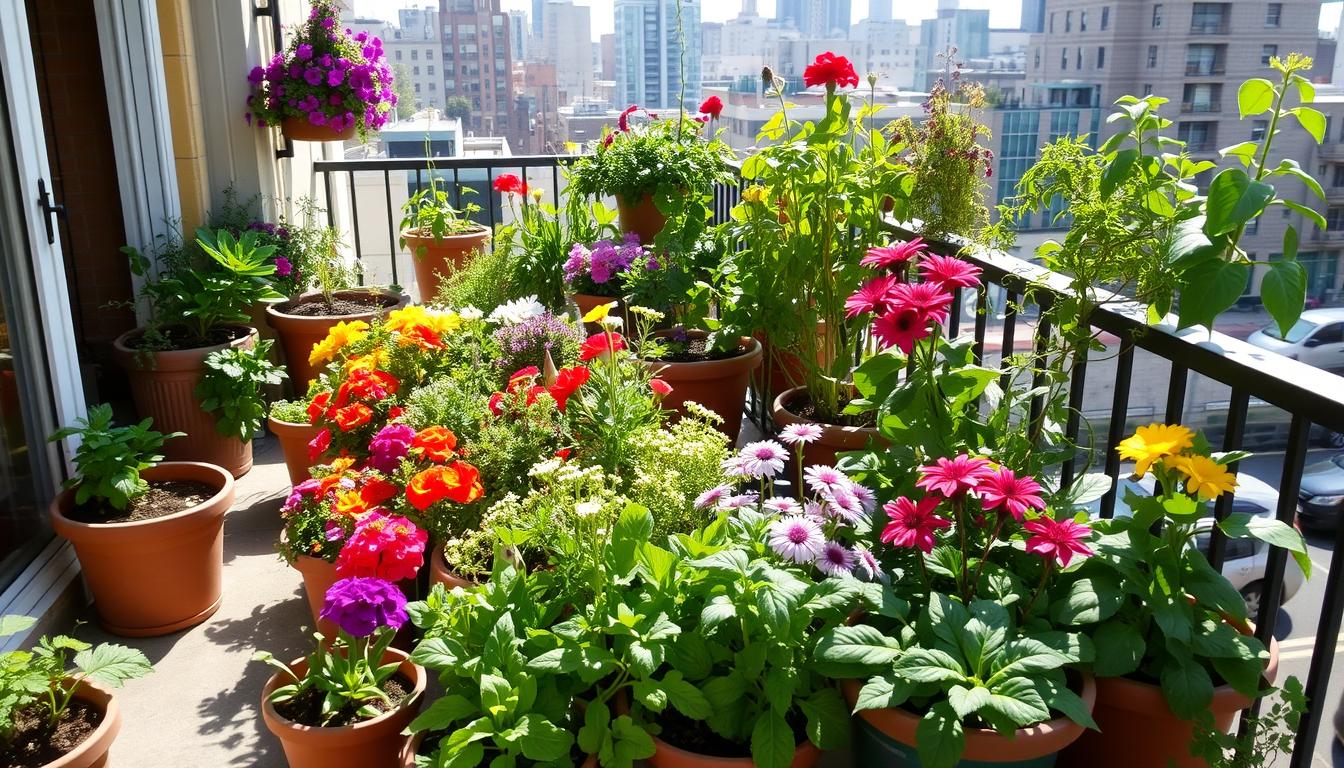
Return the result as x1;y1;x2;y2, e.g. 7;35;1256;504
42;678;121;768
49;461;234;535
643;333;763;377
260;647;426;741
649;731;820;766
840;673;1095;761
113;324;257;360
281;116;358;142
400;225;492;242
268;413;320;432
269;288;405;319
771;386;880;440
430;543;480;589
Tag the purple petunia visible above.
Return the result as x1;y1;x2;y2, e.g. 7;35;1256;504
281;478;322;515
367;423;415;474
319;577;407;638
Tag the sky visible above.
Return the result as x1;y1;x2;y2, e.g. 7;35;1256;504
354;0;1342;40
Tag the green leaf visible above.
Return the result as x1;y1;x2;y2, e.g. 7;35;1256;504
1291;106;1327;143
408;694;475;733
1164;216;1221;270
1210;654;1266;700
1049;577;1124;625
608;504;654;575
74;643;152;688
763;667;798;714
1278;198;1329;231
915;701;965;768
756;583;798;636
1176;259;1250;330
750;710;795;768
514;714;573;761
1185;551;1251;621
1219;140;1260;168
1205;168;1274;236
479;673;510;715
853;673;915;711
1238;78;1276;118
985;676;1052;727
1161;653;1215;720
0;615;36;638
1261;257;1307;339
576;701;610;755
701;673;747;713
700;596;738;629
1221;513;1311;578
1270;159;1325;201
801;687;851;750
1101;148;1139;198
814;625;903;667
662;671;713;720
893;648;966;685
948;684;991;719
610;714;655;763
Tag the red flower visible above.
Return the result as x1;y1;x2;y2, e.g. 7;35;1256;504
1024;517;1094;567
871;308;930;354
307;428;332;462
406;463;484;511
332;403;373;432
548;366;591;412
845;275;899;319
488;391;505;417
359;476;401;507
493;173;527;196
976;468;1046;521
399;324;445;350
388;406;404;419
916;454;995;499
579;332;626;361
803;52;859;90
412;426;458;462
602;132;615;148
650;378;673;399
617;104;639;132
307;392;332;424
879;496;950;554
698;96;723;119
341;369;400;403
555;448;572;460
889;282;954;325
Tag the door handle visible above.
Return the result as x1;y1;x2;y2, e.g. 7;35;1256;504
37;178;65;245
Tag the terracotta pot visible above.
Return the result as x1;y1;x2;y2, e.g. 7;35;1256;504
50;462;234;637
646;331;762;440
42;679;122;768
1057;633;1280;768
649;734;820;768
113;326;257;478
291;553;340;639
771;386;885;469
261;647;425;768
282;116;357;142
266;289;407;392
401;227;492;303
269;415;322;486
842;674;1095;766
616;193;666;244
428;544;477;591
400;731;597;767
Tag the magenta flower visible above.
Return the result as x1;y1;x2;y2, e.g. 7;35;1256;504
889;282;954;325
720;492;759;511
976;468;1046;521
871;307;931;353
861;238;927;270
694;484;732;510
916;454;994;498
919;253;983;290
816;541;856;577
845;274;899;318
274;256;293;277
319;577;407;638
738;440;789;479
367;423;415;474
779;422;823;446
767;515;825;564
1024;517;1094;567
880;496;951;554
847;482;877;514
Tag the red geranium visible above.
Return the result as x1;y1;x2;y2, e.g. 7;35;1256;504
698;96;723;119
332;403;373;431
307;392;332;424
359;476;401;507
803;52;859;90
579;332;626;362
548;366;591;412
308;428;332;462
412;426;458;462
493;173;527;196
650;378;673;399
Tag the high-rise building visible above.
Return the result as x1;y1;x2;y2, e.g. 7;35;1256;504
777;0;804;31
543;0;593;105
439;0;517;139
825;0;852;36
918;4;991;87
375;9;443;112
508;9;529;61
849;16;919;89
600;33;617;80
613;0;703;110
1021;0;1046;32
532;0;544;36
870;0;893;22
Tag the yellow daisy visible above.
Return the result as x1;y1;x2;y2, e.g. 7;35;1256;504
308;320;370;366
1169;454;1237;500
581;301;618;324
1116;423;1195;477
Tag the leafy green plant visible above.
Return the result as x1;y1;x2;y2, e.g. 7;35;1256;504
197;340;287;442
0;615;152;745
1190;676;1305;767
497;191;612;310
48;404;180;511
268;399;309;425
399;161;486;253
434;245;516;312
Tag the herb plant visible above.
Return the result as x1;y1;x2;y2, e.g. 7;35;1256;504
1190;676;1305;767
268;399;310;425
49;404;180;511
400;165;486;255
197;340;288;442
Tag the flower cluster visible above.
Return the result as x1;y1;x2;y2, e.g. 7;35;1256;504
1117;423;1236;500
563;234;653;295
319;576;408;638
487;365;590;417
844;237;982;353
335;512;428;582
490;310;582;378
244;0;395;140
280;463;400;562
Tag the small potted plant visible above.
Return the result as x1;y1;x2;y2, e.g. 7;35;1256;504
256;577;425;768
563;235;642;329
268;398;322;486
48;405;236;636
399;168;491;303
0;614;152;767
245;0;395;142
1057;425;1307;768
196;339;288;477
115;228;283;476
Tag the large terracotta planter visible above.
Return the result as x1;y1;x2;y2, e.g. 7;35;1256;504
266;289;407;393
401;227;491;303
646;332;762;440
291;553;340;638
771;386;885;469
113;326;257;478
1057;635;1280;768
269;415;322;486
842;674;1095;767
41;679;122;768
648;735;820;768
261;647;425;768
616;193;666;244
282;117;356;142
50;462;234;637
429;545;477;591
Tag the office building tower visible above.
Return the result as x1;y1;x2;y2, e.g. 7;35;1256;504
613;0;702;109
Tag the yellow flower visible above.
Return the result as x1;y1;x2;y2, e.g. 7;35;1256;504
344;350;385;375
742;185;768;204
1169;454;1237;500
386;305;461;339
308;320;370;366
1116;423;1195;477
581;301;618;324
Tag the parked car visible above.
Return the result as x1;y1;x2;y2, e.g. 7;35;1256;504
1247;307;1344;371
1297;452;1344;531
1086;474;1305;615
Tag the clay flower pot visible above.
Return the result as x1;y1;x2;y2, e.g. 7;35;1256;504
291;553;340;639
841;674;1095;766
268;415;322;487
428;545;477;591
261;647;425;768
281;116;357;142
113;326;257;478
42;679;122;768
570;292;625;334
616;193;666;244
266;289;407;392
771;386;885;469
648;735;820;768
1057;633;1280;768
646;331;762;440
401;227;492;303
50;462;234;637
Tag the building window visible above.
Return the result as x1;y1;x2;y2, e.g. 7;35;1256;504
1191;3;1228;34
1262;44;1278;65
1077;48;1083;69
414;82;421;92
1097;47;1105;68
1246;218;1259;235
1326;116;1334;142
1266;3;1282;27
1147;45;1158;68
412;50;419;60
1152;4;1163;27
1061;47;1068;69
428;65;435;75
1251;119;1268;140
396;50;403;61
1178;121;1215;151
1081;10;1088;30
427;49;433;60
1183;83;1222;112
1101;6;1110;29
1328;207;1344;231
1332;165;1344;188
1143;83;1153;95
1066;10;1072;31
1034;48;1041;68
1049;12;1055;32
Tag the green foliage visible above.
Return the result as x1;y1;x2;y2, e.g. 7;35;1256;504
197;340;288;441
392;63;416;120
400;376;489;446
268;399;309;425
624;408;731;539
0;616;151;743
1190;677;1305;767
48;404;179;511
443;95;472;123
255;624;402;726
500;195;612;310
568;114;730;211
210;188;356;300
399;161;486;250
433;245;517;313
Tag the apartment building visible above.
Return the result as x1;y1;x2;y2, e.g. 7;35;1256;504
439;0;517;138
543;0;594;106
384;7;443;111
613;0;703;110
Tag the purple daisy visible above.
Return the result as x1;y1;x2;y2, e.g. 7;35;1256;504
763;497;803;516
738;441;789;479
853;546;886;583
805;465;849;495
779;423;824;446
720;492;760;511
694;484;733;510
847;482;878;515
816;541;856;577
767;515;825;564
823;488;866;526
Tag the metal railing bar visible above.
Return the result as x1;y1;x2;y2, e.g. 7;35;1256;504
323;172;335;229
383;169;398;286
1207;389;1248;572
998;291;1020;391
1254;414;1309;644
1289;508;1344;766
313;155;573;172
972;284;989;365
1164;364;1188;425
347;171;364;285
1060;346;1089;489
1028;294;1055;438
1099;339;1135;519
949;287;963;338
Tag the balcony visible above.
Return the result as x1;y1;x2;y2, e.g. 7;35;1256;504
1181;101;1222;113
1190;21;1230;35
1184;62;1226;76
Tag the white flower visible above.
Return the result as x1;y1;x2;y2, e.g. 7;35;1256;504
575;500;602;518
488;295;545;326
599;314;624;331
457;305;484;321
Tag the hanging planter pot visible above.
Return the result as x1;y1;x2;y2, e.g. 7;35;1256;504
645;331;762;440
281;117;357;143
401;227;492;303
266;289;408;392
616;193;666;244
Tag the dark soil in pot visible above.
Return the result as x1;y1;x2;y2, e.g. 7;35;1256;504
275;672;414;728
783;390;876;429
63;480;217;524
278;294;399;318
648;337;751;365
123;324;250;353
0;699;103;768
655;708;806;759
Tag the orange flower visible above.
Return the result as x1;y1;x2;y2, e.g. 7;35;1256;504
346;369;400;402
446;461;484;504
332;403;373;431
344;350;385;375
334;488;370;517
307;392;332;424
399;324;446;350
360;476;401;507
405;462;484;511
412;426;458;462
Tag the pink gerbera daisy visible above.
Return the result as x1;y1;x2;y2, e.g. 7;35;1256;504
1024;517;1094;567
916;454;995;498
764;497;803;516
738;440;789;478
816;541;857;577
919;253;983;290
880;496;951;554
976;468;1046;521
694;484;732;510
768;515;825;564
871;308;931;353
805;465;849;495
889;282;954;325
860;238;927;270
844;274;899;318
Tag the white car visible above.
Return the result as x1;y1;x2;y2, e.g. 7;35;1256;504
1247;307;1344;371
1087;474;1304;616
